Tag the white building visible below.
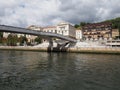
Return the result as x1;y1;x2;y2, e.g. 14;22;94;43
56;22;76;38
28;21;76;39
43;26;57;33
76;29;82;40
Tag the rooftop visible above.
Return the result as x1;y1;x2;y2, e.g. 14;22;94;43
43;26;56;29
82;22;112;29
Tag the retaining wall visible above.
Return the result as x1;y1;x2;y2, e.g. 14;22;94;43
0;46;120;54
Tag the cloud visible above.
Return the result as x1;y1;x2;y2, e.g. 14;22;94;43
0;0;120;27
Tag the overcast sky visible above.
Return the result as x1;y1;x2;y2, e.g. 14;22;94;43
0;0;120;27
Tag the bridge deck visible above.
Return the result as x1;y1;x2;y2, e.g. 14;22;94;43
0;25;77;43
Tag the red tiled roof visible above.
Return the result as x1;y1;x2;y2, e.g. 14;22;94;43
82;22;112;29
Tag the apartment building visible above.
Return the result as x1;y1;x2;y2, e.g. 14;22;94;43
82;22;112;40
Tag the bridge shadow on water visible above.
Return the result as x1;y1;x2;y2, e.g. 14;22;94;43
47;46;68;52
47;42;76;52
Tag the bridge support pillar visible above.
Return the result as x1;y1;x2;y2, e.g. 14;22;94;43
47;38;53;52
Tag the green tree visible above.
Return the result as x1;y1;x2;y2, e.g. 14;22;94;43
0;32;3;43
80;22;89;27
74;24;80;28
19;35;28;45
0;32;3;38
7;34;18;46
104;17;120;29
34;36;42;44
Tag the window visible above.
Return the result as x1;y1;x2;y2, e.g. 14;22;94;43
55;30;57;33
59;26;65;30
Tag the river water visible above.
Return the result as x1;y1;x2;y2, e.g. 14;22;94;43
0;51;120;90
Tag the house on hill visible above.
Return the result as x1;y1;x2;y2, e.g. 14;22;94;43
82;22;112;40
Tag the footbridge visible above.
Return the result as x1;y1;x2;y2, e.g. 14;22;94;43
0;25;77;43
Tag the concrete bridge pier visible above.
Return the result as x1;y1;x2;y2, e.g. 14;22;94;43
53;41;72;52
47;38;53;52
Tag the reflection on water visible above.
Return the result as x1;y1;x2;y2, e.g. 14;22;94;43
0;51;120;90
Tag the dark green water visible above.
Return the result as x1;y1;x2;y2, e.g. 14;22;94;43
0;51;120;90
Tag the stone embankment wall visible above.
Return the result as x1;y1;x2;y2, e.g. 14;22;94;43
68;47;120;54
0;46;120;54
0;46;47;52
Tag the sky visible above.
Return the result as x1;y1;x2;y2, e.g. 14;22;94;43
0;0;120;27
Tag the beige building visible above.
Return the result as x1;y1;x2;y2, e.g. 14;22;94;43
112;29;119;39
82;22;112;40
26;25;42;42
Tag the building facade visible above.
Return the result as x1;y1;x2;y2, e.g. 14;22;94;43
112;29;119;39
76;29;82;40
82;22;112;40
56;22;76;38
26;25;42;42
27;22;76;42
42;26;56;33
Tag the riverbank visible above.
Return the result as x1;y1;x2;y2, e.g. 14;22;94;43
0;46;120;54
68;47;120;54
0;46;47;52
